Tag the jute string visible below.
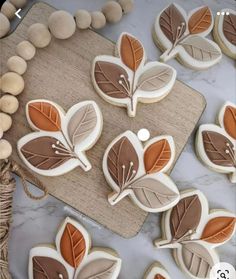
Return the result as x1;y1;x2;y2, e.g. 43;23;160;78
0;160;48;279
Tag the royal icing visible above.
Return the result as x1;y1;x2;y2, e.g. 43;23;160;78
103;130;180;212
92;32;176;117
153;4;222;69
196;102;236;183
144;262;171;279
28;217;122;279
154;190;236;279
17;99;103;176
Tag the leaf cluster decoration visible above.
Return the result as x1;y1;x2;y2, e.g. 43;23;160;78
93;32;176;117
104;131;179;212
29;218;121;279
18;100;102;176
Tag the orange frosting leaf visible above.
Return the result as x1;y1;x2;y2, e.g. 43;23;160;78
201;216;236;243
188;6;212;34
28;101;61;131
60;223;86;268
155;274;165;279
223;105;236;140
144;139;171;174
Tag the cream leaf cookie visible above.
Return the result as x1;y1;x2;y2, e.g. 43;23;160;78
153;3;222;70
17;99;103;176
103;130;180;212
28;217;122;279
196;102;236;183
92;32;176;117
154;189;236;279
144;262;171;279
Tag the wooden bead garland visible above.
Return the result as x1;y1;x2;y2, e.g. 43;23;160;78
0;127;3;139
28;23;51;48
7;55;27;75
0;112;12;132
16;40;36;60
0;95;19;114
91;11;106;29
1;72;24;95
102;1;123;23
0;139;12;159
1;1;16;20
75;9;91;29
9;0;26;9
0;13;10;38
118;0;134;14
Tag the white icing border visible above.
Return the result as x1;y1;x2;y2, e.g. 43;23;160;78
144;262;171;279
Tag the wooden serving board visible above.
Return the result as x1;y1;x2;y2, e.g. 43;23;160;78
1;2;206;238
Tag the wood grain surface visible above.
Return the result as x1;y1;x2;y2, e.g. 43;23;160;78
0;2;206;238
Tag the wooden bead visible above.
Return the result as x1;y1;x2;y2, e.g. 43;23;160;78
7;56;27;75
0;127;3;139
48;10;76;39
0;139;12;159
75;9;91;29
0;112;12;132
1;1;16;20
1;72;24;95
28;23;51;48
0;12;10;38
9;0;26;8
0;94;19;114
91;11;106;29
102;1;122;23
118;0;134;14
16;40;36;60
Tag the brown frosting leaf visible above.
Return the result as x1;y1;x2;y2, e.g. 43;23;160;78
107;136;139;188
188;6;212;34
170;195;202;241
33;256;69;279
28;101;61;131
223;13;236;46
68;104;97;146
21;137;71;170
201;216;236;243
77;258;117;279
120;34;144;71
94;61;130;99
202;131;235;167
60;223;86;268
223;105;236;140
144;139;171;174
159;4;186;43
155;275;165;279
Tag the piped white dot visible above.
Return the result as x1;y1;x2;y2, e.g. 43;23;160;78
137;128;150;142
226;12;230;15
217;12;220;15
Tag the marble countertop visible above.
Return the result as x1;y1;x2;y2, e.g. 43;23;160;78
6;0;236;278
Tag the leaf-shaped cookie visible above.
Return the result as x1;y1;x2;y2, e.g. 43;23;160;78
170;195;202;241
94;61;130;99
20;136;71;170
137;66;173;91
32;256;69;279
107;136;139;188
181;242;214;278
188;6;212;34
159;4;186;43
201;216;236;243
60;222;86;268
202;131;235;167
77;259;117;279
223;13;236;46
28;101;61;131
68;104;97;146
223;105;236;139
180;36;221;61
120;33;144;71
144;139;171;174
131;178;178;209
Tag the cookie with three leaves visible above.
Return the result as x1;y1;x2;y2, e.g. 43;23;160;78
28;217;122;279
144;262;171;279
154;189;236;279
196;102;236;183
153;3;222;70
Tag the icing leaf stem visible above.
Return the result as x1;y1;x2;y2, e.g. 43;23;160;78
158;230;196;248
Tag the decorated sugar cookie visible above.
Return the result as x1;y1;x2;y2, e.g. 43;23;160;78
103;130;180;212
17;99;103;176
153;4;222;70
196;102;236;183
28;217;122;279
144;262;171;279
213;9;236;59
92;32;176;117
154;190;236;279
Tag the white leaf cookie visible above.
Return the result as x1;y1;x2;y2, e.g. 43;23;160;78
154;189;236;279
144;262;171;279
153;3;222;70
28;217;122;279
17;99;103;176
92;32;176;117
103;130;180;212
196;102;236;183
